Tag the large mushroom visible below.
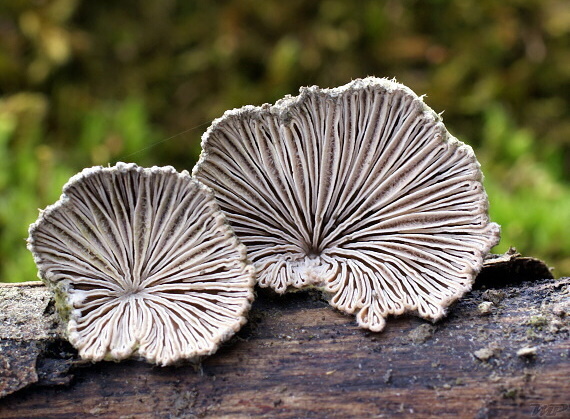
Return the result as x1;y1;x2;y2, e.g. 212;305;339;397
193;77;500;332
28;163;255;365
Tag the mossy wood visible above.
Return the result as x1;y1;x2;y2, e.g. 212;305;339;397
0;254;568;418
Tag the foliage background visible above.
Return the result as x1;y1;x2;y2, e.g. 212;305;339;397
1;0;569;282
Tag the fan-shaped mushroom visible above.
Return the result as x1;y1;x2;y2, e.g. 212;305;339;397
193;77;500;332
28;163;255;365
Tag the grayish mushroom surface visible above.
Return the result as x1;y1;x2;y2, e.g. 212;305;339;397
28;163;255;366
193;77;500;332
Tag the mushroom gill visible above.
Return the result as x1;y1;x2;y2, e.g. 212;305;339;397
28;163;255;365
193;77;500;332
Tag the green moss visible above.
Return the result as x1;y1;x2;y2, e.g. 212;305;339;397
502;388;520;399
528;315;548;329
47;281;74;326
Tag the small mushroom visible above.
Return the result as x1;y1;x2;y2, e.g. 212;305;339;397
193;77;500;332
28;163;255;365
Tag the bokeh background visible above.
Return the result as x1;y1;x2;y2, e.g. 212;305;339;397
1;0;569;282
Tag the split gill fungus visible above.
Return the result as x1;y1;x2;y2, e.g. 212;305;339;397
28;163;255;366
193;77;501;332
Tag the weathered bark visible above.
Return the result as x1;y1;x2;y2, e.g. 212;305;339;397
0;254;568;418
0;282;74;399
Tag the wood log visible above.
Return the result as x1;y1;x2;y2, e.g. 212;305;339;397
0;254;568;418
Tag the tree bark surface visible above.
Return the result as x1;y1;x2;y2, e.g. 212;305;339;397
0;256;568;418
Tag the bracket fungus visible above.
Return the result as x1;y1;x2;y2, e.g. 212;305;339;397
193;77;500;332
28;163;255;366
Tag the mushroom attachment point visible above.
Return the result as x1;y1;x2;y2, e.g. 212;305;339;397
193;77;500;332
28;163;255;365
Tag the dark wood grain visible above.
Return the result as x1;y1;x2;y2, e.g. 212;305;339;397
0;273;568;418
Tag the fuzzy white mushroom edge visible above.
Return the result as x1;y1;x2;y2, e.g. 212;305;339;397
28;163;255;366
193;77;501;332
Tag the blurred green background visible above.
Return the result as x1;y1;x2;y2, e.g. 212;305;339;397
1;0;569;282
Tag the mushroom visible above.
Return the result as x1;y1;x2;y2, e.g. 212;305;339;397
193;77;500;332
28;163;255;365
